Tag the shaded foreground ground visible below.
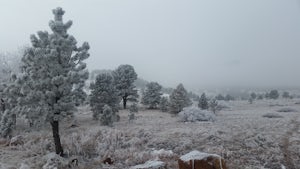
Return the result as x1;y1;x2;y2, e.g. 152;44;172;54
0;99;300;169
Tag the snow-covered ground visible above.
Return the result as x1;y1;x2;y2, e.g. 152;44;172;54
1;99;300;169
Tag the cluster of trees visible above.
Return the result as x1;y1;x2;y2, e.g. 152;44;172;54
215;94;235;101
89;64;138;125
248;90;293;103
140;82;192;113
197;93;218;114
139;82;219;115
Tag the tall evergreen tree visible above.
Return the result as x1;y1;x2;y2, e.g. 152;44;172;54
250;92;257;100
159;96;169;112
113;64;138;109
89;73;120;120
10;7;89;156
0;75;19;138
198;93;208;110
141;82;162;109
269;90;279;99
169;84;192;114
0;75;20;136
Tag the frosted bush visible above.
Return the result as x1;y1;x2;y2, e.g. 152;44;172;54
277;107;298;113
178;106;216;122
128;112;136;122
262;113;283;118
216;100;231;110
100;105;116;126
129;103;139;113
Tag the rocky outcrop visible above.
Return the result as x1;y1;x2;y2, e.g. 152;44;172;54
178;150;227;169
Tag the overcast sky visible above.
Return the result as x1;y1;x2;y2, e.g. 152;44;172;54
1;0;300;89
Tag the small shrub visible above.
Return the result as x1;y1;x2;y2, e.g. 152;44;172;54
216;101;231;110
209;99;218;114
262;113;283;118
282;91;290;98
178;106;216;122
128;112;135;122
248;98;253;104
100;105;116;126
277;108;298;113
129;103;138;113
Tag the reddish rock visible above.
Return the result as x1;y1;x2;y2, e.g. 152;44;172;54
178;150;227;169
0;138;9;146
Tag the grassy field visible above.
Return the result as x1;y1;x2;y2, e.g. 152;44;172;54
1;99;300;169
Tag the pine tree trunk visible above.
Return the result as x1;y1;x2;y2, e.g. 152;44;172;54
123;96;127;109
1;98;5;112
12;114;16;129
50;121;64;156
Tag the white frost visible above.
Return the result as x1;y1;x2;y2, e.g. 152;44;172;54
131;160;165;169
151;149;173;157
180;150;220;162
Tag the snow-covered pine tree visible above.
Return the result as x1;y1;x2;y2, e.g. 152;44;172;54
128;103;138;122
269;90;279;99
15;7;89;156
0;50;23;124
250;92;257;100
0;98;4;113
169;84;192;114
0;111;14;138
89;73;120;120
141;82;162;109
100;104;115;126
159;96;169;112
198;93;208;110
0;50;22;84
209;98;218;114
0;75;20;138
113;64;138;109
129;103;138;113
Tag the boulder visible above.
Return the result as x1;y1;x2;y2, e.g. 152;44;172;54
42;153;68;169
178;150;227;169
19;163;30;169
10;135;24;146
0;138;9;146
131;160;167;169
